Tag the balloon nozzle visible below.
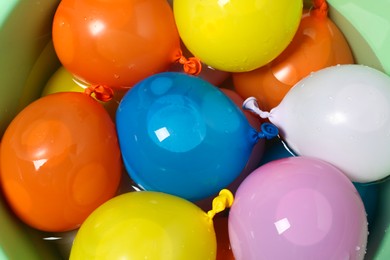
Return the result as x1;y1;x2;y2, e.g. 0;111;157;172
207;189;234;219
84;84;114;102
176;50;202;76
258;123;279;140
242;97;270;119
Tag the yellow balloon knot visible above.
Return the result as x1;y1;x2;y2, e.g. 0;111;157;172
207;189;234;219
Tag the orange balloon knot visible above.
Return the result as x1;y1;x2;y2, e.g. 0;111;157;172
176;54;203;76
84;84;114;102
311;0;328;18
207;189;234;219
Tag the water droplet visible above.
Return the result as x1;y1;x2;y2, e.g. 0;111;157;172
356;246;361;251
114;74;120;79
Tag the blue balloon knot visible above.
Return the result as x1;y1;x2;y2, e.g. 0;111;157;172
257;123;279;140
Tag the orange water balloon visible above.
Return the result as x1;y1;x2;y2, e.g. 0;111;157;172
0;92;122;232
52;0;182;90
233;6;354;111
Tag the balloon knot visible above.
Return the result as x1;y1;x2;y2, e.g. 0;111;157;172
311;0;328;18
176;50;202;76
257;123;279;140
207;189;234;219
242;97;270;119
84;84;114;102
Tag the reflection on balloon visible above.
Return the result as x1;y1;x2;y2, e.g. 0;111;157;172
52;0;181;89
257;64;390;183
69;191;230;259
0;92;122;232
229;157;368;260
233;5;354;111
173;0;303;72
116;72;277;201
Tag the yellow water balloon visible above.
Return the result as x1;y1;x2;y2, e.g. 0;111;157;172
70;190;233;260
41;66;88;96
41;66;127;119
173;0;303;72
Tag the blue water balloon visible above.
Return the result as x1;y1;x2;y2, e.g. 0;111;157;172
116;72;277;201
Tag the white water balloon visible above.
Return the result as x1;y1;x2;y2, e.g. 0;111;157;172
244;64;390;183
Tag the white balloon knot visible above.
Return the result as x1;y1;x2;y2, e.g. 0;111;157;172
242;97;270;119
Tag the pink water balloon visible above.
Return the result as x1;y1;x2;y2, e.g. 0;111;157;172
228;156;368;260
